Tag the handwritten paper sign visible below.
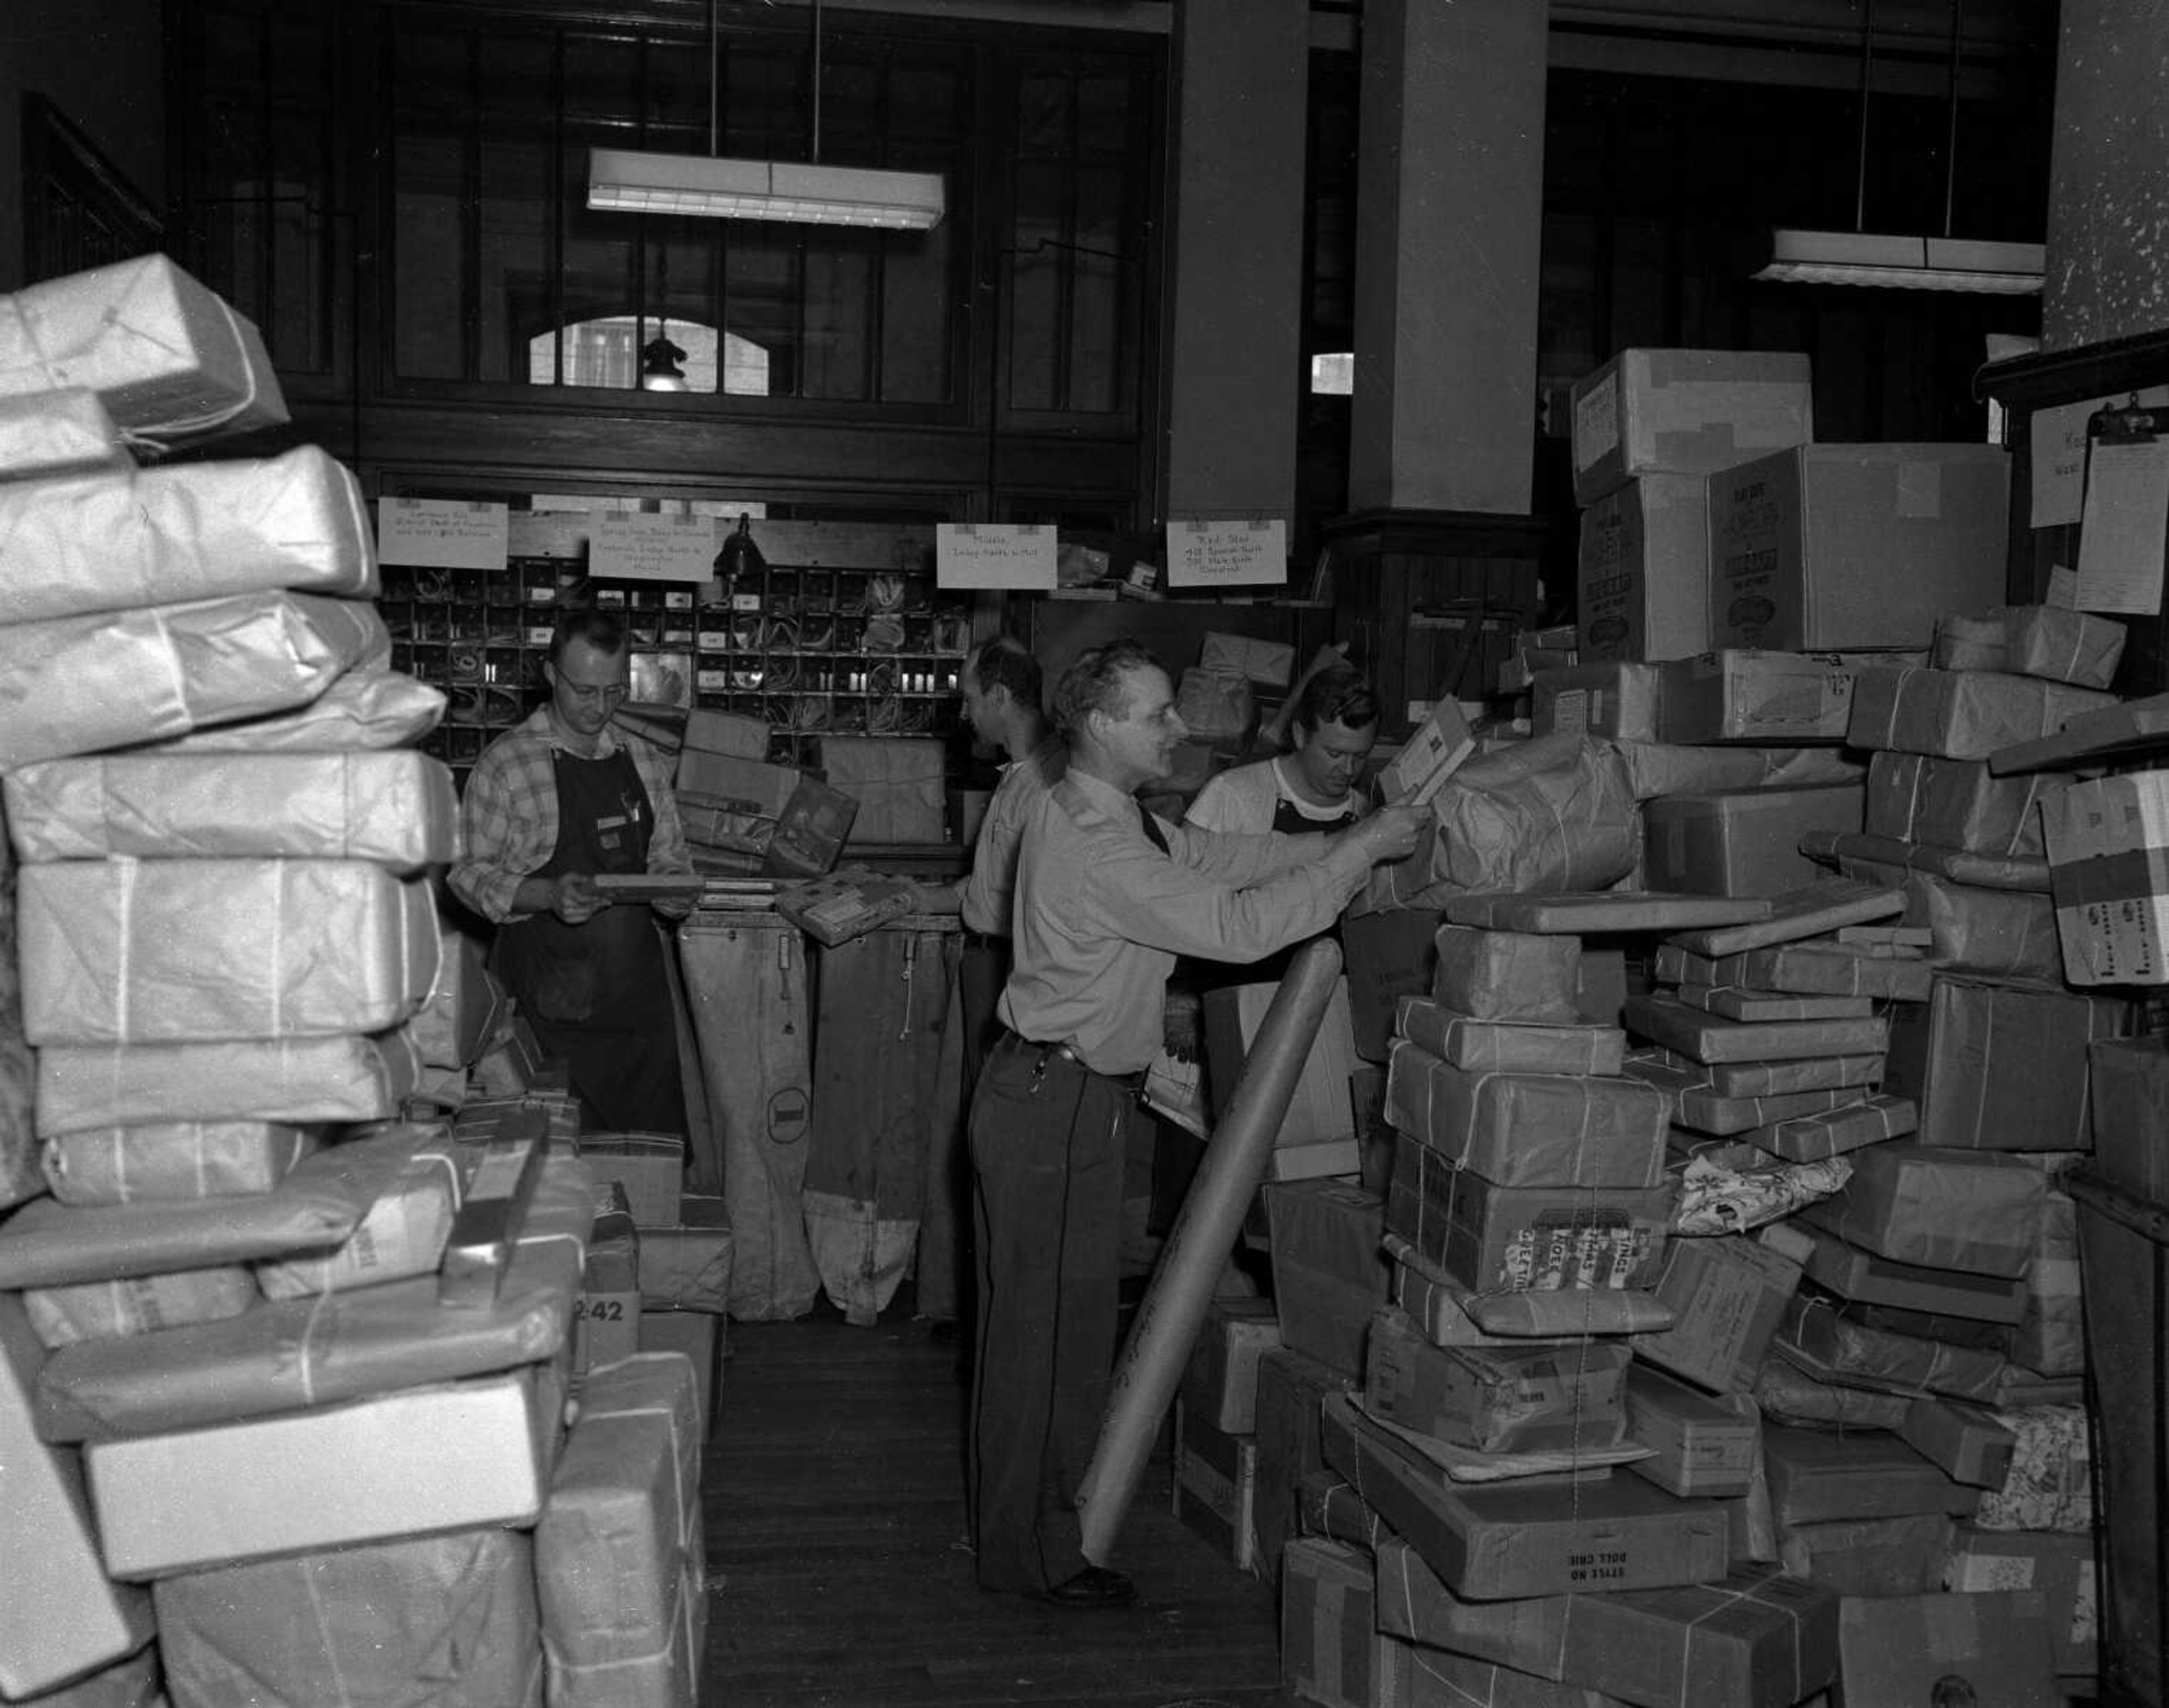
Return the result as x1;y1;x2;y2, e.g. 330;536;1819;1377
936;522;1056;590
590;512;719;583
2031;399;2102;529
1167;517;1287;589
374;498;508;569
2075;438;2169;616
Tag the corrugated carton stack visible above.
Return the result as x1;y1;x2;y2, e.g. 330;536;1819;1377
0;258;703;1708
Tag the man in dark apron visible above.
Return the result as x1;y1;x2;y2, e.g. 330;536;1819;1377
449;609;695;1135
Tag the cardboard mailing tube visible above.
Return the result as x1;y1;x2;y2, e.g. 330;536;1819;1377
1075;936;1343;1564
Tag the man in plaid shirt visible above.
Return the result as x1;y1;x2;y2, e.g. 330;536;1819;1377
449;609;697;1134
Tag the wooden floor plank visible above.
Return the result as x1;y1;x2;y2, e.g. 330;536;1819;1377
699;1302;1308;1708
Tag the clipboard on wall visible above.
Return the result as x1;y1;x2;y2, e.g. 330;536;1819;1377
2075;402;2169;696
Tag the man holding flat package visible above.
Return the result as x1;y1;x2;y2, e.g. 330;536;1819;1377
449;608;697;1135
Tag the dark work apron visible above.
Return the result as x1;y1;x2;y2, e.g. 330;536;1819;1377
493;747;687;1136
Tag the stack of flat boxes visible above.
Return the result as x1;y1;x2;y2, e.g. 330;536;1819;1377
0;257;704;1708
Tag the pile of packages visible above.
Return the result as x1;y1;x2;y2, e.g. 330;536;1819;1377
0;258;705;1707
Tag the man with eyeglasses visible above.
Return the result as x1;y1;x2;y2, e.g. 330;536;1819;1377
450;608;696;1134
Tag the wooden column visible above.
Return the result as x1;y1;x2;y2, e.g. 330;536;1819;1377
1161;0;1310;521
2044;1;2169;353
1348;0;1548;516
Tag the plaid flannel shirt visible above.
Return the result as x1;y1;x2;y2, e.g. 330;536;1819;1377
447;707;691;923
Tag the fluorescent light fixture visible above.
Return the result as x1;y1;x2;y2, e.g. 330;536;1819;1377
589;147;944;230
1756;228;2043;294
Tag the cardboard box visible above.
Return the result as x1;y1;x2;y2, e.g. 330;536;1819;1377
1901;1397;2018;1489
1657;651;1862;745
638;1195;734;1313
1570;349;1813;507
2009;1186;2083;1378
155;1527;540;1708
1778;1511;1953;1596
1883;978;2126;1154
1943;1524;2098;1676
1204;977;1361;1150
1641;785;1865;898
1575;474;1711;663
2042;769;2169;986
1344;909;1447;1060
1280;1537;1375;1708
1432;925;1583;1025
86;1367;551;1578
579;1132;686;1228
1365;1306;1630;1455
680;707;769;760
1388;1132;1670;1293
1201;630;1295;687
1253;1343;1357;1583
1318;1393;1731;1600
820;734;947;844
1632;1231;1803;1394
1181;1296;1283;1435
576;1191;642;1376
537;1352;705;1708
1745;1093;1917;1163
1708;443;2009;651
1395;996;1628;1078
1937;603;2127;689
42;1119;319;1206
1391;1234;1671;1342
1619;1363;1760;1498
1625;994;1887;1066
1863;752;2071;861
1384;1043;1668;1188
1795;1223;2028;1323
1262;1179;1392;1378
1761;1423;1980;1526
1846;665;2118;762
1533;662;1666;741
1836;1591;2058;1708
1377;1544;1839;1708
2084;1033;2169;1201
1173;1400;1258;1571
637;1309;724;1441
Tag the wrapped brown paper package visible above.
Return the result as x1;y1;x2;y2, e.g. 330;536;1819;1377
1375;1544;1837;1708
85;1364;552;1578
817;733;947;843
1752;1356;1909;1428
1440;891;1771;935
20;859;438;1046
1610;739;1865;801
1666;875;1905;958
1385;1042;1667;1188
0;1294;155;1698
1670;1151;1853;1237
0;446;376;624
152;667;446;753
1432;925;1583;1023
4;750;457;869
1942;1524;2098;1676
255;1139;463;1298
1295;1471;1391;1550
1254;1343;1358;1581
1388;1131;1669;1293
0;254;288;447
637;1195;734;1313
1806;829;2049;894
1531;662;1662;742
537;1352;705;1708
1395;996;1627;1077
0;590;389;770
1675;984;1874;1022
1724;941;1933;1001
1387;1234;1670;1341
1845;666;2118;761
1625;992;1886;1064
412;916;508;1070
2009;1188;2083;1376
1624;1049;1859;1136
33;1150;590;1440
1761;1422;1982;1526
1264;1178;1393;1378
0;1123;433;1287
0;387;130;481
26;1263;258;1348
1365;1306;1630;1454
1863;751;2072;860
1901;1396;2016;1489
154;1526;542;1708
1632;1230;1804;1393
1619;1362;1762;1498
42;1120;321;1204
1972;1403;2091;1533
1641;785;1865;899
36;1025;424;1136
0;827;37;1211
1884;976;2126;1153
1931;604;2127;689
1282;1537;1377;1708
1778;1512;1953;1596
1318;1393;1730;1600
1746;1094;1916;1162
1772;1295;2007;1402
1701;1054;1883;1098
1795;1225;2026;1325
1357;735;1638;913
1802;1142;2045;1277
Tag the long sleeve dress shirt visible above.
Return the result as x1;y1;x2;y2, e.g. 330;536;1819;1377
958;733;1066;936
996;767;1374;1075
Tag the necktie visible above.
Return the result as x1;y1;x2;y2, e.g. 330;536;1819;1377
1137;803;1171;856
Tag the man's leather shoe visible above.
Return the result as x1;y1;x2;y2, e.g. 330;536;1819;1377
1030;1566;1136;1609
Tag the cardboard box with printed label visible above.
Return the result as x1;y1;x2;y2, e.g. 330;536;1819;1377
2042;769;2169;987
1576;473;1711;662
1708;443;2009;651
1570;348;1814;507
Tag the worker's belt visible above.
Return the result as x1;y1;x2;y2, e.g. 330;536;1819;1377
991;1026;1143;1091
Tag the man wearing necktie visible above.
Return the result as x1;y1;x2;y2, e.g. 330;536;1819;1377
966;638;1423;1609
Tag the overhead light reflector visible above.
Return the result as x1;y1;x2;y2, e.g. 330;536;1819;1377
1756;229;2044;295
589;148;945;231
